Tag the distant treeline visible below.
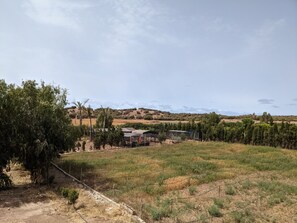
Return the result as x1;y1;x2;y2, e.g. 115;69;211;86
67;106;297;122
122;112;297;150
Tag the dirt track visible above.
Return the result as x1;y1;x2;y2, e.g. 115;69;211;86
0;164;143;223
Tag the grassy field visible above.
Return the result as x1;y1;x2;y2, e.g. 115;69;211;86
57;142;297;222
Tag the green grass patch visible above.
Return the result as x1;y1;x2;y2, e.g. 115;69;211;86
147;198;173;220
225;185;236;195
257;181;297;206
56;141;297;222
232;209;255;223
208;204;223;217
213;198;224;208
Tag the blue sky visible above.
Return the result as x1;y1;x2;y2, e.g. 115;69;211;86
1;0;296;115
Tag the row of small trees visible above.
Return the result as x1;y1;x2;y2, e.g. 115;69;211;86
0;80;78;186
123;112;297;150
73;105;125;149
93;108;124;149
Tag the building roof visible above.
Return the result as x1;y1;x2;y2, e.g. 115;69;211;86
124;133;141;138
122;127;135;133
168;130;189;133
132;130;158;135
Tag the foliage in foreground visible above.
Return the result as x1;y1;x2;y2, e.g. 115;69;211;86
60;187;79;204
0;80;77;183
0;173;12;190
208;204;223;217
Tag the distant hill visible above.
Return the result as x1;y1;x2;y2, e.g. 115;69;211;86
66;107;297;122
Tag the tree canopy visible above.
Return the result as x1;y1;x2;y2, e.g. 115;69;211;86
96;107;113;129
0;80;77;184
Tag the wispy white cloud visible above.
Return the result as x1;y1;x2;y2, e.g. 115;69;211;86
98;0;184;64
23;0;91;30
245;18;286;54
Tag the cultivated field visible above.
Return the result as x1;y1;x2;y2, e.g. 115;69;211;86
57;142;297;222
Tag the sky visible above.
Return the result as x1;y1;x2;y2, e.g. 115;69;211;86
1;0;297;115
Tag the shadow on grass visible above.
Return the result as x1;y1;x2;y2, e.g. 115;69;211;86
54;160;117;192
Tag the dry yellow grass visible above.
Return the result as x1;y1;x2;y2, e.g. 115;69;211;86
164;176;190;191
71;118;189;126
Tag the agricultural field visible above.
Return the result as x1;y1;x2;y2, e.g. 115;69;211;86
57;142;297;222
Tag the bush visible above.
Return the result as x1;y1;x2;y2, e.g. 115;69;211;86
144;114;153;120
188;186;197;195
149;199;172;220
0;173;12;190
242;180;253;190
225;185;236;195
158;132;167;144
208;204;223;217
60;187;79;204
232;210;255;223
68;189;79;204
213;198;224;208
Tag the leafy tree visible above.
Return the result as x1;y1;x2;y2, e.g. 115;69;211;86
86;105;93;140
203;112;221;126
158;132;167;144
0;80;77;184
260;112;273;125
73;99;89;132
113;127;124;146
96;107;113;129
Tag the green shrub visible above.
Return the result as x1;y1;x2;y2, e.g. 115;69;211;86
225;185;236;195
213;198;224;208
60;187;79;204
232;210;255;223
199;213;209;223
0;173;12;190
149;198;172;220
208;204;222;217
189;186;197;195
242;180;253;190
68;189;79;204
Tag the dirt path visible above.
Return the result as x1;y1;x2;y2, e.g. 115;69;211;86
0;164;144;223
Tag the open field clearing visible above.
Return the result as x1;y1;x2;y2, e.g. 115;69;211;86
57;142;297;222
